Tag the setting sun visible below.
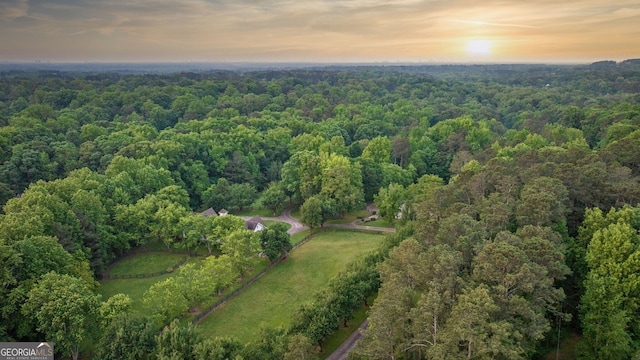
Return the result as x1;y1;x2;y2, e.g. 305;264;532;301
466;40;492;57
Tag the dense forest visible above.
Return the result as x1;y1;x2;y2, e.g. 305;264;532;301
1;61;640;359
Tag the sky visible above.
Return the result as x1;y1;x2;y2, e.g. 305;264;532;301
1;0;639;63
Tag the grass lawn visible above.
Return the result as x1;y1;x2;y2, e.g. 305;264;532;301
325;210;372;225
108;252;187;277
191;257;271;315
264;220;292;231
99;255;203;313
100;273;173;313
195;231;385;342
359;218;394;228
290;229;311;245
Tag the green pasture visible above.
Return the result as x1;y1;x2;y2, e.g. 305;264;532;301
100;252;201;312
99;254;269;315
290;229;311;245
264;220;292;231
324;210;371;224
107;252;186;277
195;230;385;342
358;218;394;228
100;273;173;313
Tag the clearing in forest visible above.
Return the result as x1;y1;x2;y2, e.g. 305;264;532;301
195;230;385;342
99;252;200;313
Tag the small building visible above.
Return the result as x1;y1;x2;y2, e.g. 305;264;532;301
200;208;217;217
245;216;266;232
218;209;229;217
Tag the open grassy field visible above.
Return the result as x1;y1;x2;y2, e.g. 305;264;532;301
324;210;371;224
99;254;269;315
359;218;394;228
290;229;311;245
99;254;203;312
107;252;187;277
195;230;385;342
100;272;173;313
264;220;292;231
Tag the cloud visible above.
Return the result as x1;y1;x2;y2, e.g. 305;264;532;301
0;0;638;62
0;0;29;21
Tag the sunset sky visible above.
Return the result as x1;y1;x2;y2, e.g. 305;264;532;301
1;0;639;63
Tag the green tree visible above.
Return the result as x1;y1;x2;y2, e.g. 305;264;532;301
221;229;261;276
208;215;246;254
96;314;157;360
281;151;322;203
300;196;323;230
374;183;406;224
240;327;288;360
260;181;287;216
194;337;244;360
284;334;318;360
22;272;100;360
13;235;74;281
203;177;232;210
178;214;208;256
261;222;292;263
358;157;384;202
142;277;189;324
439;285;516;360
578;221;640;359
199;254;239;295
319;153;363;217
516;176;569;229
229;182;257;211
156;321;201;360
151;201;188;251
99;293;132;329
361;136;392;164
0;238;21;338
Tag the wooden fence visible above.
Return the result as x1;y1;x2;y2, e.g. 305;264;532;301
191;227;386;324
192;231;316;324
102;255;188;280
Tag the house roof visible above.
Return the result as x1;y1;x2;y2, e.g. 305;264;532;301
245;216;266;231
201;208;217;217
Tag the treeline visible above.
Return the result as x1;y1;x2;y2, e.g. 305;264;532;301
1;63;640;358
351;125;640;357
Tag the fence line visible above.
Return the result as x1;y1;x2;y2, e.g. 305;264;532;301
192;231;317;324
191;227;385;324
102;255;188;280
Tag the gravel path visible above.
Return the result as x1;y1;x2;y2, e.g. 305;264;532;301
243;208;396;235
325;320;368;360
245;208;309;235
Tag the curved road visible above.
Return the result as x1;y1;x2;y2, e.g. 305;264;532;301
244;208;396;235
260;208;309;235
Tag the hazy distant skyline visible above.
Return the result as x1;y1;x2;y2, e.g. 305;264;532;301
1;0;639;63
